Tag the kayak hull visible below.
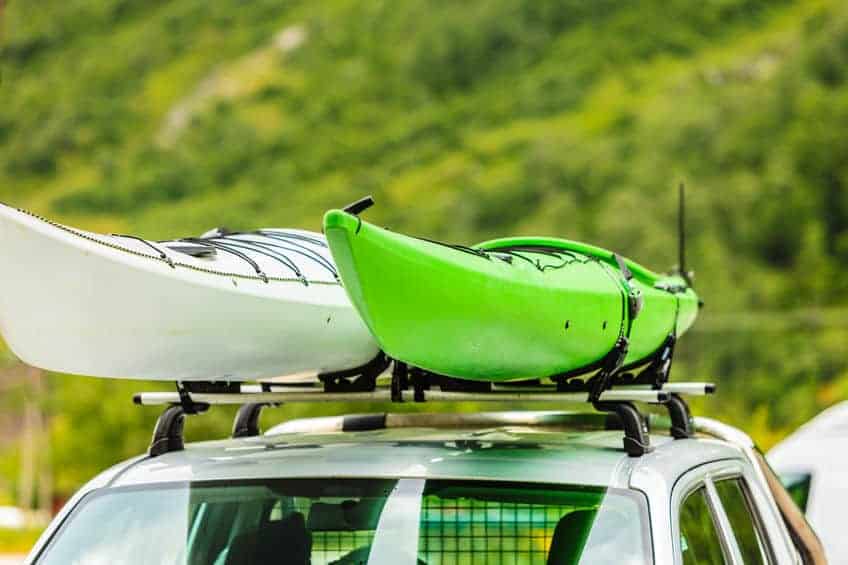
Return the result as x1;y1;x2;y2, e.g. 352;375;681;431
0;204;379;381
325;209;698;382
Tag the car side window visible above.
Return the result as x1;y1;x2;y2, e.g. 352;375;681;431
779;472;812;513
714;478;771;565
679;486;727;565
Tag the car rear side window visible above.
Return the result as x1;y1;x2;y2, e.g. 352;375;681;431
679;487;727;565
779;472;812;513
418;481;651;565
714;478;771;565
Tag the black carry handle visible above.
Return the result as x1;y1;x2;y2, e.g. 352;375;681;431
343;195;375;216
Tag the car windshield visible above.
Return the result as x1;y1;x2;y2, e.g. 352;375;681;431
35;478;651;565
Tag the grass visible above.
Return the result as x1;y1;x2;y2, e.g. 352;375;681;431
0;528;43;555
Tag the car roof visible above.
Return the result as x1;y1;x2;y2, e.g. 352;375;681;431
103;412;745;491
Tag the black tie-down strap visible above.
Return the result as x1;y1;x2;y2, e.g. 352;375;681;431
583;254;643;402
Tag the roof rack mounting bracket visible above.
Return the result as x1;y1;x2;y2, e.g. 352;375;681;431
593;401;653;457
391;361;408;402
147;401;210;457
232;402;281;438
665;393;694;439
319;352;389;393
142;382;213;457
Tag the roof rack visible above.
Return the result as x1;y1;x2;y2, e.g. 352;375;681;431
134;361;715;458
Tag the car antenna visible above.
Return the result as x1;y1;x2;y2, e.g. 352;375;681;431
677;182;693;287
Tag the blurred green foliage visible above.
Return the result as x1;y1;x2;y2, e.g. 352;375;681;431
2;0;848;498
0;528;42;554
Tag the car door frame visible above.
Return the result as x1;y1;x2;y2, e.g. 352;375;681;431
709;463;782;565
671;460;745;565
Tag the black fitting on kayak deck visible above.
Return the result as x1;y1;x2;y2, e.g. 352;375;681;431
342;195;375;216
593;402;653;457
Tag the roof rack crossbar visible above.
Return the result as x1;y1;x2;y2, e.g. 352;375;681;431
134;387;672;406
134;379;714;458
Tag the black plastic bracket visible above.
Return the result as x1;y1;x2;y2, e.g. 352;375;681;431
232;402;280;438
391;361;408;402
148;401;210;457
343;195;375;216
593;401;653;457
410;368;430;402
319;352;390;393
144;383;213;457
665;393;694;439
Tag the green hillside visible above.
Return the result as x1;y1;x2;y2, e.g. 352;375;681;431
3;0;848;495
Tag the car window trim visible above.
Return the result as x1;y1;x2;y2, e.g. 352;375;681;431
710;472;776;565
672;461;743;565
704;477;745;565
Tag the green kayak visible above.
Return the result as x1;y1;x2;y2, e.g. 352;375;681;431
324;208;699;382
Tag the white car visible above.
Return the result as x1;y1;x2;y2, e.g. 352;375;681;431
26;398;824;564
769;402;848;562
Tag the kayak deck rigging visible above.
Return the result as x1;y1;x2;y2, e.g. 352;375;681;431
9;204;341;285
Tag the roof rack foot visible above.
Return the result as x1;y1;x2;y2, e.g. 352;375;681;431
666;393;694;439
232;402;282;438
147;383;211;457
148;403;211;457
593;401;652;457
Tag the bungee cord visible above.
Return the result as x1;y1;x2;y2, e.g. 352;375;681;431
164;228;339;283
179;237;272;283
225;236;339;280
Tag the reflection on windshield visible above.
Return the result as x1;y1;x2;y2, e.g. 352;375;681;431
36;479;651;564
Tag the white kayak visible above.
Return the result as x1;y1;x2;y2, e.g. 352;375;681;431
0;203;380;381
